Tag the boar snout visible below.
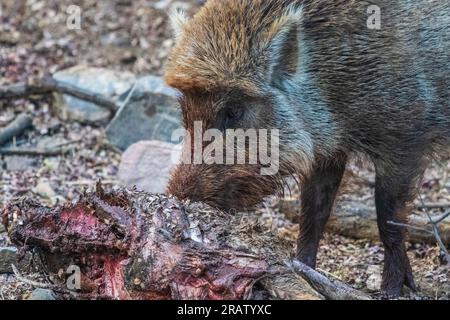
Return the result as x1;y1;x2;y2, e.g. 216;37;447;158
167;164;281;211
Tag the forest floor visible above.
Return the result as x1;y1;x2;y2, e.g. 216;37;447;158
0;0;449;300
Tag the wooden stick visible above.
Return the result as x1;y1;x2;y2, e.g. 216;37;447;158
418;196;450;265
0;140;80;156
0;77;118;112
0;146;73;156
425;213;450;266
432;209;450;225
279;200;450;244
66;180;118;186
387;221;433;235
0;113;32;146
290;260;372;300
418;202;450;210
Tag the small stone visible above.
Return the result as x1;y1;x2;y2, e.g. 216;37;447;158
0;30;21;45
118;140;181;194
28;288;56;300
33;180;56;201
366;265;382;291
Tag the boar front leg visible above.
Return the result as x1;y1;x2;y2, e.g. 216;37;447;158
297;158;347;268
375;168;418;297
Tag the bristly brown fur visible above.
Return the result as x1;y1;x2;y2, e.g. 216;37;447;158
165;0;303;93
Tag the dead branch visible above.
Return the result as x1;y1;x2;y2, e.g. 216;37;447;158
290;261;372;300
0;140;79;157
279;200;450;245
387;221;432;235
0;146;73;156
426;216;450;265
419;196;450;265
418;202;450;210
0;113;32;146
0;77;118;112
432;209;450;225
66;180;118;186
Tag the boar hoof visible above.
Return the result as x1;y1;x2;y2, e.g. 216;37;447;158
381;264;417;298
296;252;317;269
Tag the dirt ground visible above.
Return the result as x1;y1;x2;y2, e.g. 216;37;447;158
0;0;449;300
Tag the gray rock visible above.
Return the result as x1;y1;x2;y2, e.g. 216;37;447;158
33;180;55;197
106;75;182;151
118;140;181;194
29;288;57;300
0;223;5;233
33;179;58;206
53;66;136;125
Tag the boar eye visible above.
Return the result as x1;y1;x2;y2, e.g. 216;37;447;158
223;108;244;127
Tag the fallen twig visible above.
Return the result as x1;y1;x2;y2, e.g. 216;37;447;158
417;202;450;210
0;146;73;156
0;140;80;157
432;209;450;225
280;200;450;244
66;179;118;186
425;213;450;266
387;221;433;235
0;77;118;112
0;113;32;146
419;196;450;265
290;260;372;300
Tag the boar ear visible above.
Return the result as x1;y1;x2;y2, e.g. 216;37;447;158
169;8;189;40
263;6;302;87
